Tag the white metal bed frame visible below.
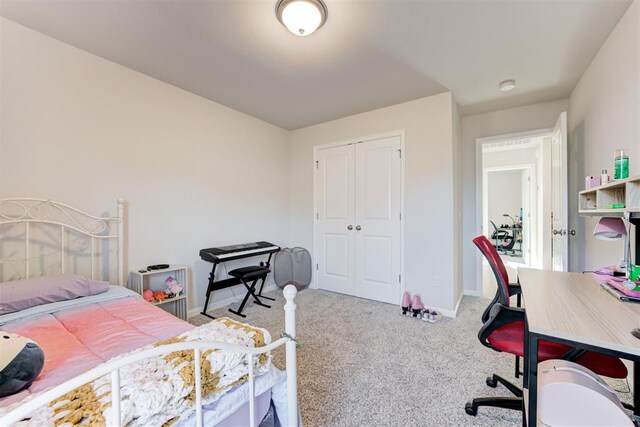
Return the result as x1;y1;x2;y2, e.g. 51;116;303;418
0;198;299;427
0;198;125;285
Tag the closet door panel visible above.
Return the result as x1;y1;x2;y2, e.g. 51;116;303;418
362;235;392;284
315;145;355;295
323;233;349;278
354;136;401;304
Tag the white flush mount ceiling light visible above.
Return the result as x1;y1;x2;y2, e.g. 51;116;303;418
276;0;328;37
499;79;516;92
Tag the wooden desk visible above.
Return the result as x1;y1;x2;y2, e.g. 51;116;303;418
518;268;640;426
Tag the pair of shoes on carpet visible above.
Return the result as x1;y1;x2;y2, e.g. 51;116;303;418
401;292;442;323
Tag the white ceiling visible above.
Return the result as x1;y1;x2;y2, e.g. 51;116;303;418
0;0;631;130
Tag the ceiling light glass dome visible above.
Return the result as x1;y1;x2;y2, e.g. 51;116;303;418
276;0;328;37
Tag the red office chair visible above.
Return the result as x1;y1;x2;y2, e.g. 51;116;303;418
466;235;628;416
479;236;524;380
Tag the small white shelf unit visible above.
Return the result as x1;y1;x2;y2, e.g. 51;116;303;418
128;265;188;320
578;175;640;217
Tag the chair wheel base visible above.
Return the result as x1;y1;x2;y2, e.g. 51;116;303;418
465;396;523;416
486;376;498;388
465;401;477;416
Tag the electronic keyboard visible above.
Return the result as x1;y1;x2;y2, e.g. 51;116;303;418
199;241;280;263
199;241;280;319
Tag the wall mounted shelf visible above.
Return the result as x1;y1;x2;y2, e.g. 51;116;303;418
579;175;640;217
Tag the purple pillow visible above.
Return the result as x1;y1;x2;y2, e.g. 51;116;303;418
0;275;109;315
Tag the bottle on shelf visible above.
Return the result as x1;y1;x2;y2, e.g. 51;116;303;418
601;169;609;185
614;149;629;180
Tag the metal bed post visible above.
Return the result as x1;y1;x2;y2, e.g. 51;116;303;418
284;285;298;427
60;226;66;275
117;198;125;286
25;221;30;278
248;354;256;427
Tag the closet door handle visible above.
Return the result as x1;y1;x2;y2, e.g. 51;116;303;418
347;225;353;230
355;225;362;231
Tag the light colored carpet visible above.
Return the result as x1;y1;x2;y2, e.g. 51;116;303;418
189;289;632;427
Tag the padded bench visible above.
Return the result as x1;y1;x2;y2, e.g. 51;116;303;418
227;265;273;318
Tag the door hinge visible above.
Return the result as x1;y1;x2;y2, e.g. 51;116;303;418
398;149;402;159
399;274;401;283
316;263;319;270
316;212;319;220
315;160;319;169
399;212;402;220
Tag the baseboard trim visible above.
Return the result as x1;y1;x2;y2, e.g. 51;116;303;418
453;293;463;316
187;284;279;319
434;293;463;318
434;306;456;318
463;289;481;297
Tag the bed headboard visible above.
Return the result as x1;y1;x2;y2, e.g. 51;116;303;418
0;198;125;285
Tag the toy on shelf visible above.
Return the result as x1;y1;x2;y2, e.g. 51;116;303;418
142;289;155;303
140;276;185;304
165;276;183;298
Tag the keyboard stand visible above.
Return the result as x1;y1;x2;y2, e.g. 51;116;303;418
200;252;275;319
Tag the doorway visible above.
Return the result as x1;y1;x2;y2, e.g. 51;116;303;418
483;165;532;265
475;118;567;298
313;132;404;304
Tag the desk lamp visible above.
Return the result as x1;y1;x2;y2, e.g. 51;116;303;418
595;217;640;342
592;217;630;275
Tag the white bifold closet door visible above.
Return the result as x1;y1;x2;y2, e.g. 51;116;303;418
315;135;401;304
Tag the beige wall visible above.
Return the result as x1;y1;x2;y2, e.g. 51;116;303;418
452;100;463;307
461;98;569;294
0;18;290;313
288;93;460;314
569;0;640;271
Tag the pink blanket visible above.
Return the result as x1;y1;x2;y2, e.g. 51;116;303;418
0;297;193;407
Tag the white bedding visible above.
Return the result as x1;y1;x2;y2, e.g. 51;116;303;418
176;366;287;427
1;318;276;426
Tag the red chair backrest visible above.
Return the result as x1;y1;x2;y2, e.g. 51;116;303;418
473;235;511;306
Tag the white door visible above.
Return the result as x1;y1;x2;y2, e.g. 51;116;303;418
550;112;568;271
315;136;402;304
315;144;355;295
521;168;531;266
354;136;402;304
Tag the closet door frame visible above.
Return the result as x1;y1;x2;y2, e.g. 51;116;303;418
312;129;406;300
